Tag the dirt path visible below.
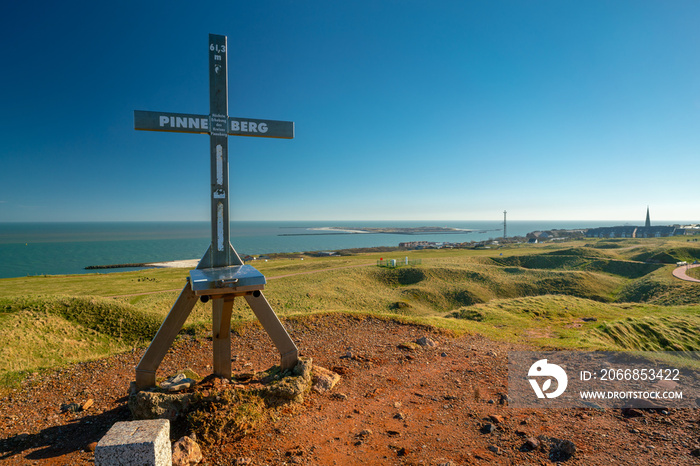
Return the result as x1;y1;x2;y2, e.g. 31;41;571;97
1;315;699;465
672;263;700;283
106;262;374;298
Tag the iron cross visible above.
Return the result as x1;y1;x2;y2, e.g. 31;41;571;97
134;33;294;269
132;34;299;389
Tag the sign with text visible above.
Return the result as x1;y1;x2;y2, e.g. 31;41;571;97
135;111;294;139
134;111;210;134
228;117;294;139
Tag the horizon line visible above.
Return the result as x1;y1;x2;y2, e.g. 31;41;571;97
1;219;698;224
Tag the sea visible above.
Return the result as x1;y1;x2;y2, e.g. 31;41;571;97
0;220;650;279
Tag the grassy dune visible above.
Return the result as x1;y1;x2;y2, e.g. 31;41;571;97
689;267;700;280
1;237;699;387
0;295;162;386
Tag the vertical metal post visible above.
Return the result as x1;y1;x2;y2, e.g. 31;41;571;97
208;34;238;268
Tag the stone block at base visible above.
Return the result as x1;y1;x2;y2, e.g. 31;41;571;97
95;419;171;465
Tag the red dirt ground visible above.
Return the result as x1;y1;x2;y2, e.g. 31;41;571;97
1;315;699;465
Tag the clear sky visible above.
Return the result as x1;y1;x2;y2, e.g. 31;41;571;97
1;1;698;223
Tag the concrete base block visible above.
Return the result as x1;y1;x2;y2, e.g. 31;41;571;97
95;419;171;465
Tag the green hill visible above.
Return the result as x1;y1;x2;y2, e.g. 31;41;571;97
1;238;698;388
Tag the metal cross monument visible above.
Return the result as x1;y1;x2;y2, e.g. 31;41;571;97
133;34;298;389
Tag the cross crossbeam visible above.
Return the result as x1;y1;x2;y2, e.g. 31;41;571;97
134;111;294;138
132;34;299;390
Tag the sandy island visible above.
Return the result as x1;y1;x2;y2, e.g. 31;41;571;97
308;227;370;234
286;226;477;236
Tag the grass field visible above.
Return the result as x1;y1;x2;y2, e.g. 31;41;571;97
1;237;699;387
688;266;700;280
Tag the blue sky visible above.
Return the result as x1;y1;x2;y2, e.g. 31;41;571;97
1;1;698;223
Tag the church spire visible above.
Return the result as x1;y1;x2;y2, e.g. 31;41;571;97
645;206;651;228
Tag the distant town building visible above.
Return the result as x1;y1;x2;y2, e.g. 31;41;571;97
525;229;585;241
399;241;433;249
399;241;455;249
585;225;684;238
585;208;686;238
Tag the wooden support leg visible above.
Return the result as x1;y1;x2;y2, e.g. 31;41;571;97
135;281;199;389
212;296;234;379
244;291;299;370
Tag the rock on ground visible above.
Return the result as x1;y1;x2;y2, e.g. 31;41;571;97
311;366;341;393
128;391;193;421
172;435;203;465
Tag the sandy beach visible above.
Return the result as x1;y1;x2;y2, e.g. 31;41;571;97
145;259;200;268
